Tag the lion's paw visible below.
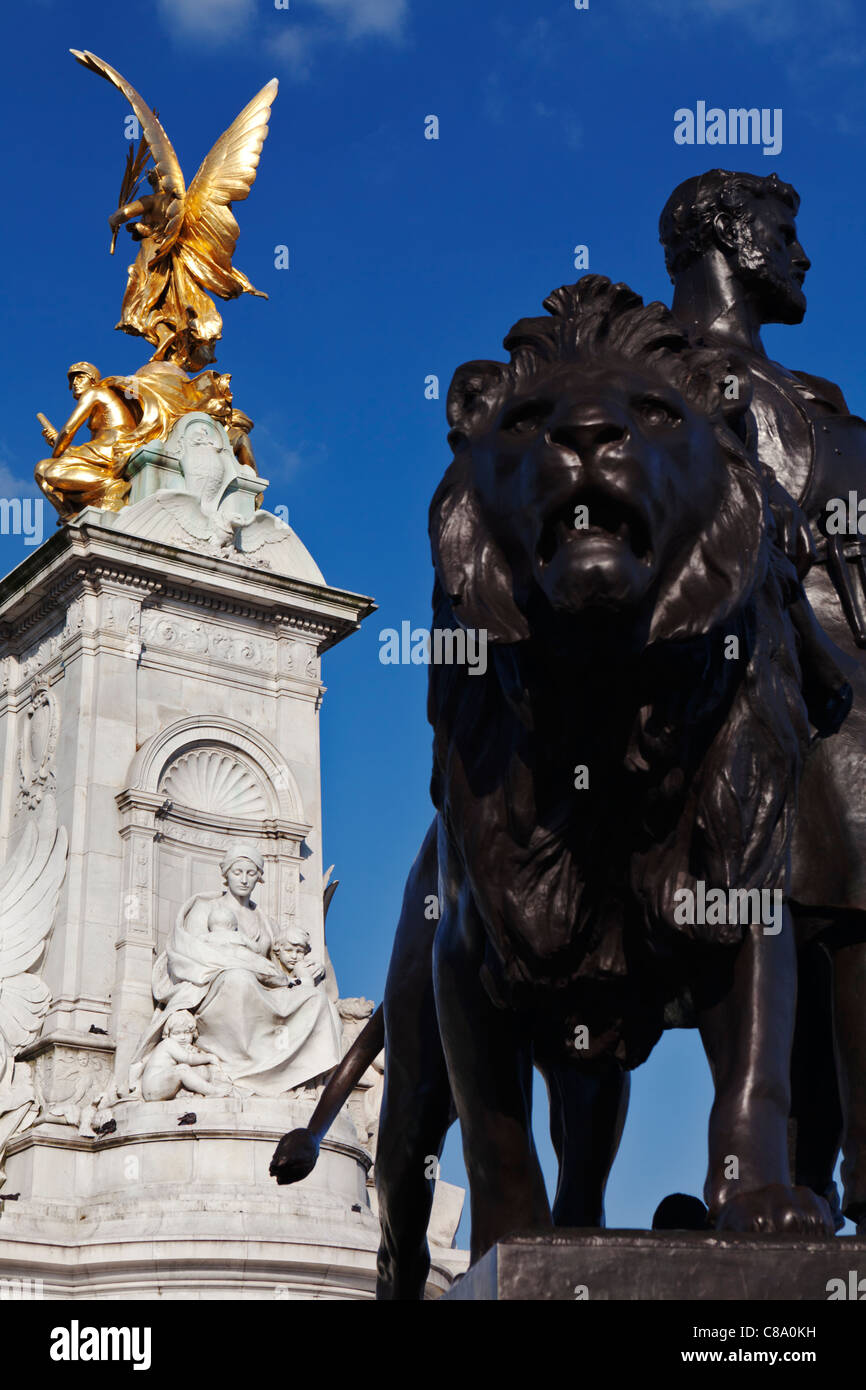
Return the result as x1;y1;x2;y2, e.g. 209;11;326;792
715;1184;834;1237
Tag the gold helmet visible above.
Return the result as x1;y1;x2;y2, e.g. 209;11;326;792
66;361;100;384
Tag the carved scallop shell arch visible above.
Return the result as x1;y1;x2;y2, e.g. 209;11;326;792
125;715;308;827
160;748;269;818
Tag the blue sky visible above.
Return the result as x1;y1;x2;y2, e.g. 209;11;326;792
3;0;865;1235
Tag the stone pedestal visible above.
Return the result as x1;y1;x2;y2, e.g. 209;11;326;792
0;508;371;1080
126;414;265;522
443;1230;866;1301
0;462;465;1298
0;1095;460;1299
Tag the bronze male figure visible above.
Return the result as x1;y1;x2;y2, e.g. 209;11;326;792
661;170;866;1232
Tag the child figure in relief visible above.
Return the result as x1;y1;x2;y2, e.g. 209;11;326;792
272;925;326;988
206;901;260;954
140;1010;233;1101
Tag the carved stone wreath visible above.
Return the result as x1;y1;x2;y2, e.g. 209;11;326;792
17;683;60;810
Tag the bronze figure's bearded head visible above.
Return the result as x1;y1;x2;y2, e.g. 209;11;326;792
659;169;810;326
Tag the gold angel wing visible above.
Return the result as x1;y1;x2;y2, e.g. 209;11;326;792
175;79;279;300
70;49;186;251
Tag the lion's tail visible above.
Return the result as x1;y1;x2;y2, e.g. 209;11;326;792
269;1004;384;1184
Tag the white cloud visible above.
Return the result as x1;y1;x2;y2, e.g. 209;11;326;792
269;27;319;80
156;0;256;44
156;0;408;71
643;0;860;49
482;73;505;126
817;43;866;70
482;79;582;152
253;421;327;481
269;0;408;75
0;461;36;499
642;0;792;41
307;0;407;39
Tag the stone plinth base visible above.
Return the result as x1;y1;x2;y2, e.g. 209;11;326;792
0;1096;458;1299
443;1231;866;1301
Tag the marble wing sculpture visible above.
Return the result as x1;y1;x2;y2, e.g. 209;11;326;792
114;490;227;546
229;511;304;565
113;489;326;581
0;797;68;1180
0;798;68;1060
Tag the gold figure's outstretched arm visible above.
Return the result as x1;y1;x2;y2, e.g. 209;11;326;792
109;198;148;227
70;49;186;252
109;194;163;243
177;78;279;296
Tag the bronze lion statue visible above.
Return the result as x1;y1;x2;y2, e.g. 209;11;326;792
272;275;835;1298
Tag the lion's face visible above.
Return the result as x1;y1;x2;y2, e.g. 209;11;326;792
464;361;729;616
433;342;764;649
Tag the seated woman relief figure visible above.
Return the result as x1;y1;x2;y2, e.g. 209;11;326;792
130;843;342;1099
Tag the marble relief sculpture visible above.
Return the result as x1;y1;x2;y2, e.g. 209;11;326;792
130;844;342;1099
140;1011;233;1102
273;926;327;988
0;797;68;1181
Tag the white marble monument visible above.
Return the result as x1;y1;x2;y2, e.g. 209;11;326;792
0;418;466;1298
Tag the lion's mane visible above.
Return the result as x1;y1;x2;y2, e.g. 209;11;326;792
428;276;809;1065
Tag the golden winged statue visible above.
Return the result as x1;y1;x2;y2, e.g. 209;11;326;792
71;50;278;372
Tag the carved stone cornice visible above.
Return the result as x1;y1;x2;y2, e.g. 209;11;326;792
152;803;311;848
0;518;375;657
